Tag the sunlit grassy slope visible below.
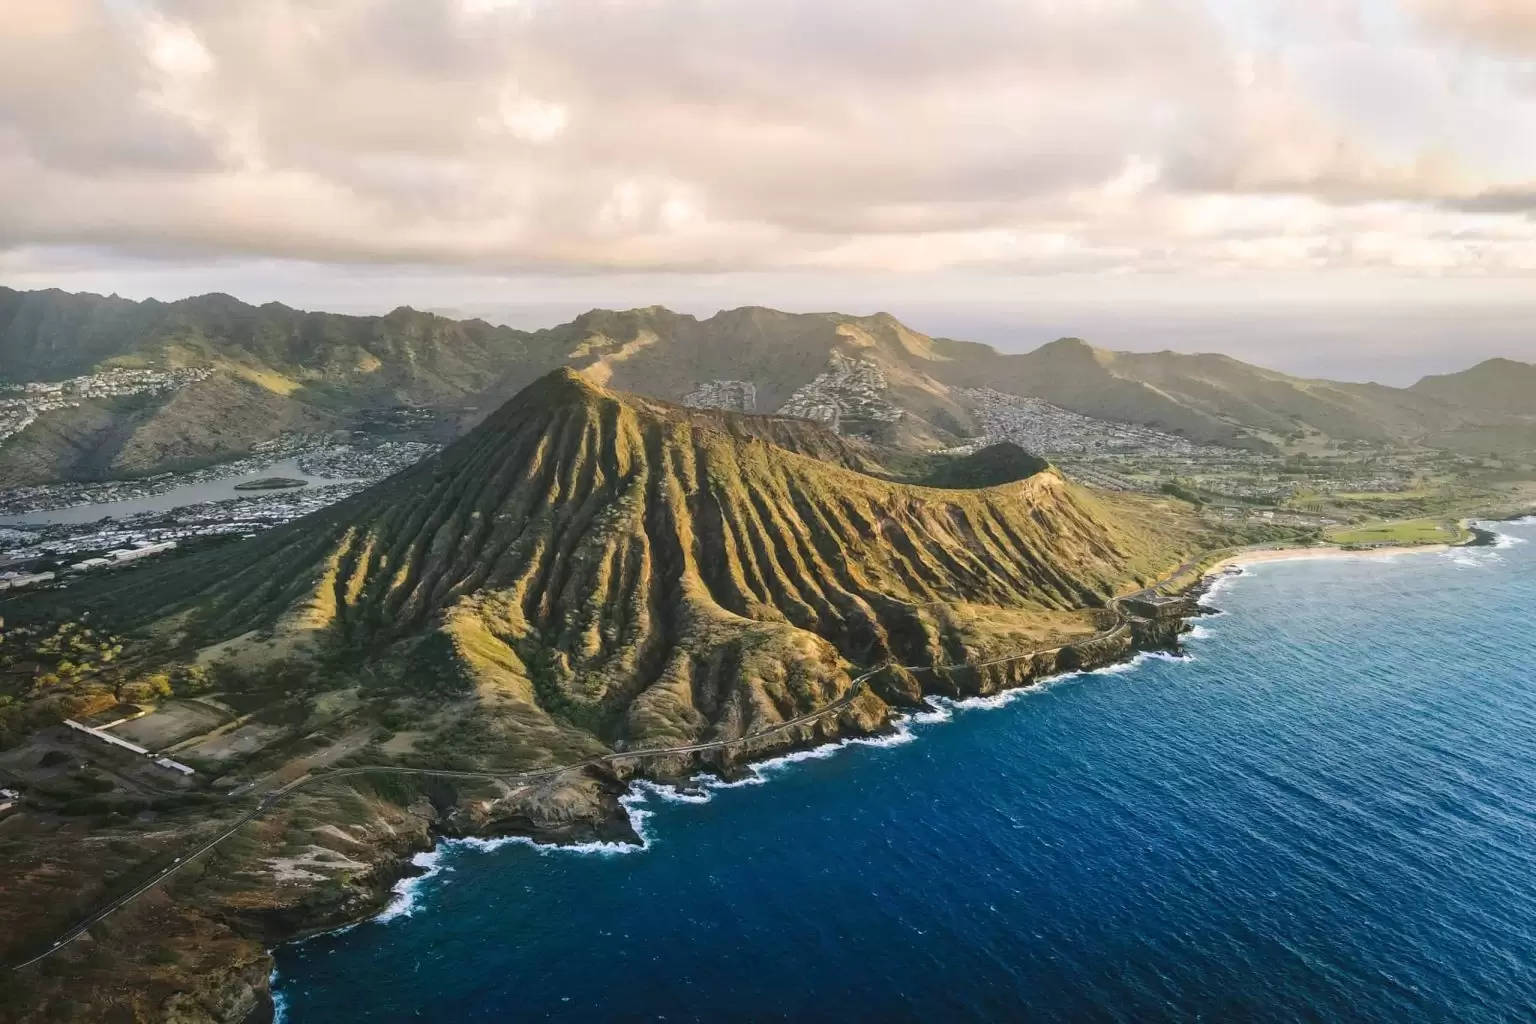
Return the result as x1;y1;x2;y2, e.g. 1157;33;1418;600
34;370;1206;761
1325;518;1464;546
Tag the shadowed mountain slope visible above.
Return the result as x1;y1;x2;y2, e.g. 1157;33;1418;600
0;372;336;484
1412;358;1536;416
923;336;1472;447
0;287;549;400
0;287;574;483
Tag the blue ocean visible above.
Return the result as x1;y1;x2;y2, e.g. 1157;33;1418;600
276;519;1536;1022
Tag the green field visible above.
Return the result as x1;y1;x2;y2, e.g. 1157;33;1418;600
1325;518;1462;547
1327;489;1437;501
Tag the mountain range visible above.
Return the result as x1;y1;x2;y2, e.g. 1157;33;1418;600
1;285;1532;486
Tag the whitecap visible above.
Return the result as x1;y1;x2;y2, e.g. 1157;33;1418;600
1199;570;1244;607
375;849;448;923
1140;650;1193;663
1087;649;1189;676
270;968;288;1024
657;714;944;797
725;724;925;784
685;728;927;789
908;701;955;724
453;786;658;857
368;640;1196;918
452;832;649;858
846;726;921;749
693;771;769;790
947;689;1030;711
629;779;712;805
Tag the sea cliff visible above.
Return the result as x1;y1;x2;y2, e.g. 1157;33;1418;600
233;599;1198;1023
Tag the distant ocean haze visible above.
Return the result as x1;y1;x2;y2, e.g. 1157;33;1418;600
887;302;1536;386
442;298;1536;386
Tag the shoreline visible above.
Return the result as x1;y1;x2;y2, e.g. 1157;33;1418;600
247;522;1526;1018
267;515;1536;1022
250;586;1201;1021
1209;517;1520;573
76;516;1534;1021
263;636;1208;1021
1212;542;1452;571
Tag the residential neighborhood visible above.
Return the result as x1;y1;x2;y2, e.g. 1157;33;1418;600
0;367;213;445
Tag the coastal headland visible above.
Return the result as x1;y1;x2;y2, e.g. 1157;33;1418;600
0;366;1526;1022
9;561;1205;1023
1;370;1235;1022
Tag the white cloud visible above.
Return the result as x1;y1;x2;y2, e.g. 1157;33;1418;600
144;19;213;78
491;85;569;144
0;0;1534;281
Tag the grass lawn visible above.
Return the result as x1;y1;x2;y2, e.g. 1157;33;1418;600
1325;517;1462;546
1327;489;1437;501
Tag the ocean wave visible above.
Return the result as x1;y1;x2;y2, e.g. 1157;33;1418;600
270;968;288;1024
1441;520;1529;565
945;689;1030;711
375;849;449;923
1444;536;1506;568
1186;623;1214;641
909;701;957;724
380;644;1188;918
700;721;928;791
452;786;661;858
1199;571;1244;607
629;779;712;804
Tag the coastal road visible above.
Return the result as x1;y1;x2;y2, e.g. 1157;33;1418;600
8;557;1208;971
6;664;887;971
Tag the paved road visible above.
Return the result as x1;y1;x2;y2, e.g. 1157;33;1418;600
6;664;887;971
8;559;1207;971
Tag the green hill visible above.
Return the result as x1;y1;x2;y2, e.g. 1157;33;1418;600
923;336;1476;448
0;370;1224;1021
39;370;1200;758
0;287;550;401
0;373;336;483
1412;358;1536;416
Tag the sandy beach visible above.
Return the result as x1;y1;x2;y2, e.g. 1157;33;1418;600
1213;544;1452;572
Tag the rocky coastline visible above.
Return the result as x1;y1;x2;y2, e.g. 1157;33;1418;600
237;596;1203;1023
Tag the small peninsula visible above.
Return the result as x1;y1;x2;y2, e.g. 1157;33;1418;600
231;477;308;491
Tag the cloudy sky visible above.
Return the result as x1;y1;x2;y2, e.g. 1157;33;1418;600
2;0;1534;380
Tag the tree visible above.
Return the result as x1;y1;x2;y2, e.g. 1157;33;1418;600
170;664;212;695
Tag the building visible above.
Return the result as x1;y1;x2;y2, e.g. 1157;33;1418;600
1122;595;1188;620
